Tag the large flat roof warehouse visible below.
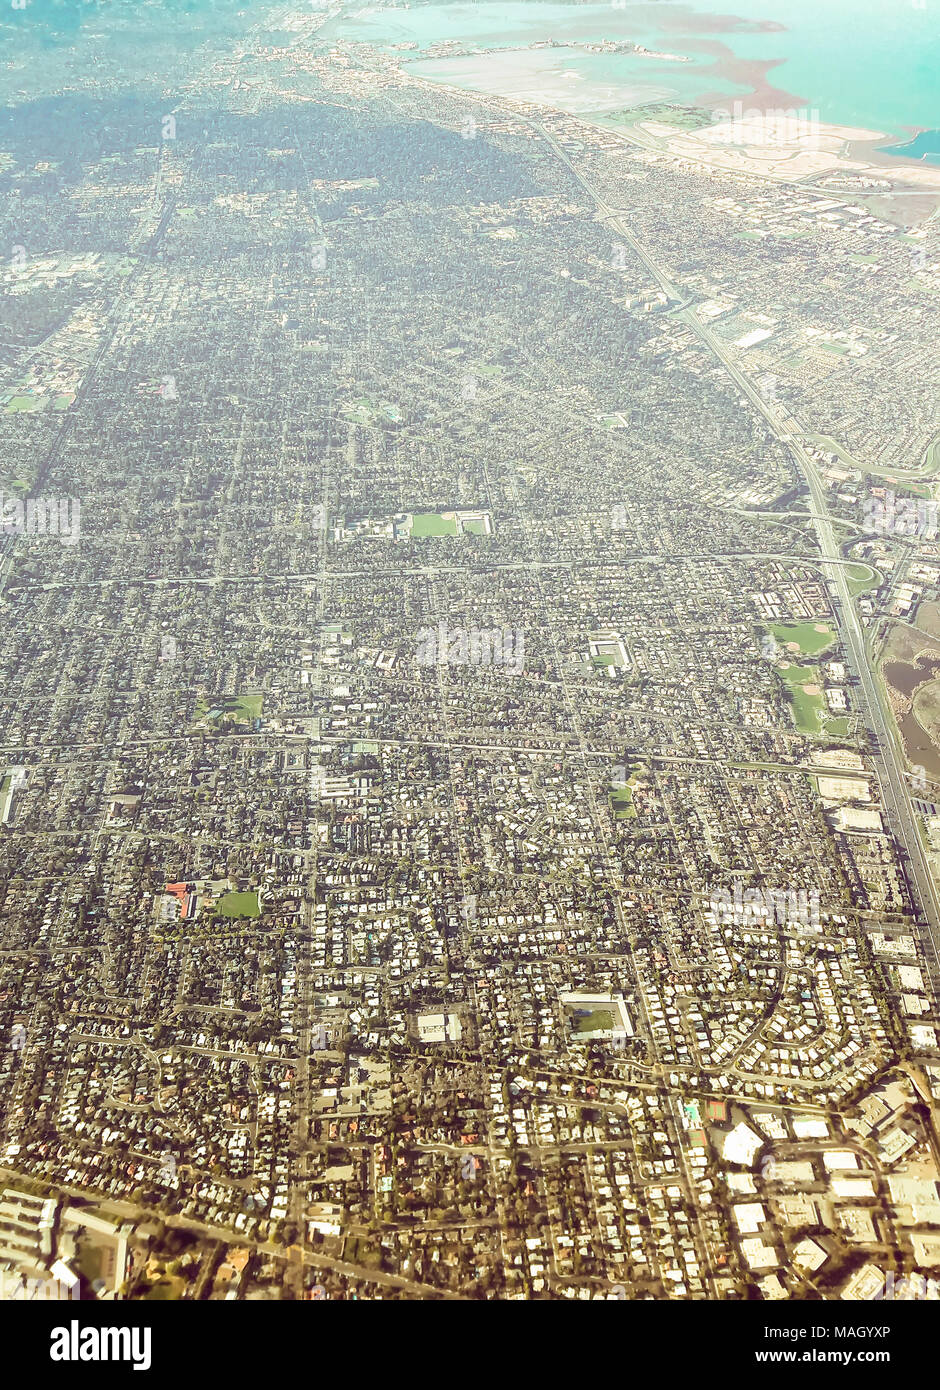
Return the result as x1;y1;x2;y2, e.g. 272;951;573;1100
720;1122;763;1167
417;1012;462;1044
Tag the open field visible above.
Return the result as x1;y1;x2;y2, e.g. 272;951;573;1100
882;620;940;668
606;104;710;132
845;562;880;596
572;1008;614;1034
412;512;458;537
195;693;263;725
778;663;825;732
214;890;260;919
609;785;636;820
771;622;836;658
916;601;940;641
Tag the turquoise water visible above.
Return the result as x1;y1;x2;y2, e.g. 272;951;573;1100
332;1;940;138
409;44;744;116
673;0;940;137
332;3;757;115
881;130;940;165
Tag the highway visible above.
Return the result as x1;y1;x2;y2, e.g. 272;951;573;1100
681;320;940;980
534;122;940;985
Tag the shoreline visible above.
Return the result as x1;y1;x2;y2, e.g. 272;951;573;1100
681;35;939;180
332;3;940;217
439;53;940;218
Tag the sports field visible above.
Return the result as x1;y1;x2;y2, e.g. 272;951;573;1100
771;622;836;658
215;890;260;919
411;512;458;537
